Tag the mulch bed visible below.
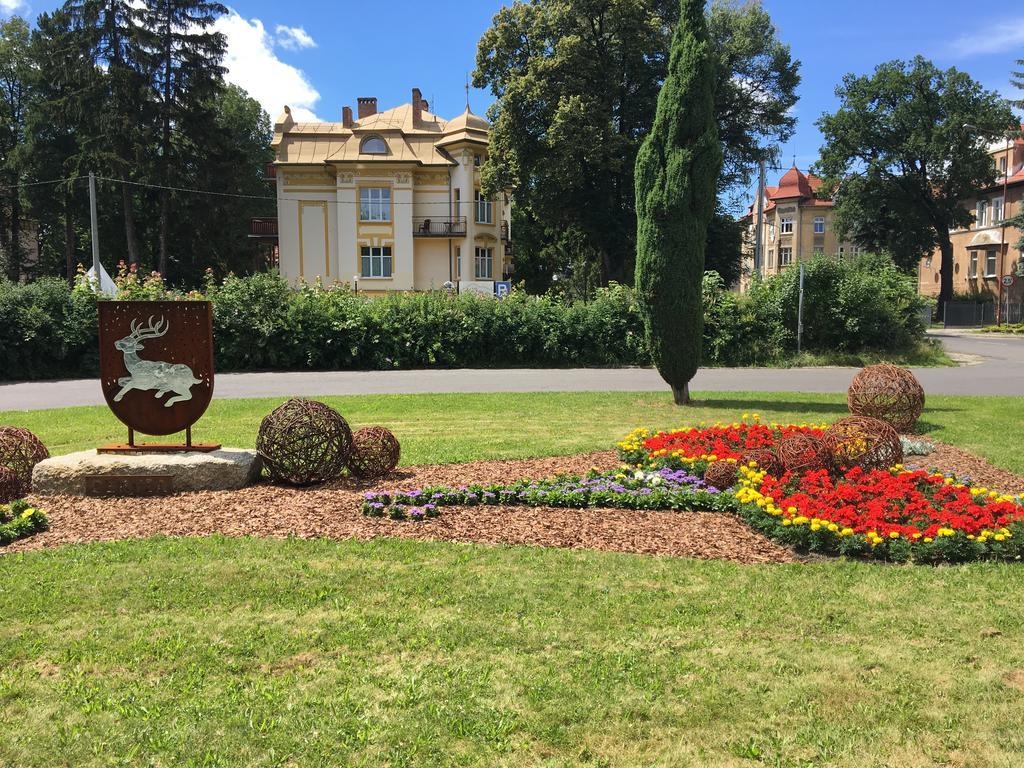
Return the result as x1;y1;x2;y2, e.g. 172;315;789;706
3;442;1021;565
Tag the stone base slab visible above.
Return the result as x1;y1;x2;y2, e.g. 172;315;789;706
32;448;262;497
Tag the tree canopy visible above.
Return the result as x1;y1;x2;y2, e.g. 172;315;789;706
0;1;274;287
474;0;799;289
817;56;1017;309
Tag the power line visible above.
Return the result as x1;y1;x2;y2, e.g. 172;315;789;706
0;176;83;192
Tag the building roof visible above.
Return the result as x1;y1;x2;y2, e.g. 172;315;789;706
742;166;833;219
271;97;490;168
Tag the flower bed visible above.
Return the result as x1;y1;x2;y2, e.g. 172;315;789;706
736;464;1024;563
618;418;825;473
363;467;734;521
0;500;49;546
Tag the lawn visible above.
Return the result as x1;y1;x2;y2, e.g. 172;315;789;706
2;390;1023;473
3;391;1024;767
1;536;1023;767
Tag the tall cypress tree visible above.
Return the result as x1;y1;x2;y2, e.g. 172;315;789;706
634;0;721;405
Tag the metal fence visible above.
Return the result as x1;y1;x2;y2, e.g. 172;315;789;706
943;301;1024;327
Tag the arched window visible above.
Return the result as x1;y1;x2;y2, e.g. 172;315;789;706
360;135;388;155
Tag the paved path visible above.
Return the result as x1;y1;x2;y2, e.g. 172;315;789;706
1;332;1021;412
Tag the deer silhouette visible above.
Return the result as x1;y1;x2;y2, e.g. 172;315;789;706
113;316;203;407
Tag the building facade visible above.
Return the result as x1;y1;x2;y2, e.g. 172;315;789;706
917;135;1024;307
268;89;512;293
741;166;861;289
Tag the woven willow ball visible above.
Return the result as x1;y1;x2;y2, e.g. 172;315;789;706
847;363;925;433
0;466;20;504
256;398;353;486
738;448;783;477
348;426;401;480
703;460;739;491
823;416;904;472
776;433;833;475
0;426;49;497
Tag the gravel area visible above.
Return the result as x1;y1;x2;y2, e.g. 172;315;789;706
4;442;1020;564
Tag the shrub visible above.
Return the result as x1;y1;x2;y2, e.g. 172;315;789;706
0;255;929;381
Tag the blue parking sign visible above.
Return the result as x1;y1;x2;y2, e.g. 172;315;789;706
494;281;512;298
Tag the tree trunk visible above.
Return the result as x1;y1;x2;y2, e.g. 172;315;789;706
64;191;77;285
671;382;691;406
9;190;22;281
122;183;139;266
158;192;169;276
937;229;954;320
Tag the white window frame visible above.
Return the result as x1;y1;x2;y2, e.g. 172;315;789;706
359;187;391;222
985;250;998;278
969;251;979;278
780;217;793;235
992;196;1004;225
359;135;388;155
780;247;793;266
475;191;493;224
976;200;989;228
767;249;774;268
813;217;825;234
474;246;494;279
360;245;393;278
769;222;776;241
813;245;824;257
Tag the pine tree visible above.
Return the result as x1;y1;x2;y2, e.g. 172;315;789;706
634;0;721;405
137;0;226;278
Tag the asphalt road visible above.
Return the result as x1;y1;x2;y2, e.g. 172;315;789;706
1;331;1021;412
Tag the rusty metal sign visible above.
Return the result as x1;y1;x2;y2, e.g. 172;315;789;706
84;474;175;497
98;301;215;438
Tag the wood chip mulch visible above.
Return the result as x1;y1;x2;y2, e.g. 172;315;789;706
5;450;794;564
3;442;1020;565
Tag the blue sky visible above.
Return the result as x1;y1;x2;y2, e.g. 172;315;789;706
4;0;1023;202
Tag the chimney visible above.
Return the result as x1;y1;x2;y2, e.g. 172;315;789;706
342;106;353;128
357;97;377;119
412;88;423;124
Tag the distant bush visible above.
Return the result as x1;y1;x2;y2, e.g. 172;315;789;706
0;255;930;381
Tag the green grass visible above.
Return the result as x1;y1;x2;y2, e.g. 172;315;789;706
2;536;1023;767
2;390;1023;474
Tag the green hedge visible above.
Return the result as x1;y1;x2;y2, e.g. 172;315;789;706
0;256;929;381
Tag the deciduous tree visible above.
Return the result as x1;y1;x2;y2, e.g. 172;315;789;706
817;56;1016;312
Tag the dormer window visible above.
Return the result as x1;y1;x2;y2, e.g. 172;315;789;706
360;136;388;155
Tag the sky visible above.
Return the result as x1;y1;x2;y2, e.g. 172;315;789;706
3;0;1023;205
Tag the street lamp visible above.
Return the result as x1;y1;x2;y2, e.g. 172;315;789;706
964;123;1014;324
352;274;360;294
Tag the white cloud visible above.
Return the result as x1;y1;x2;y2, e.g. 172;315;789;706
949;20;1024;58
275;24;316;51
0;0;29;16
214;10;322;122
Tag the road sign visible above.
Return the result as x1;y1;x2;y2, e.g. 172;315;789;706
494;281;512;298
1002;275;1015;287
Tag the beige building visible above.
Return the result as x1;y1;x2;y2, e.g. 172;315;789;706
741;166;860;288
917;134;1024;308
268;89;512;293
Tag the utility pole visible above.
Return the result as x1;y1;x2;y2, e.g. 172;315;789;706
89;171;100;285
753;159;766;277
797;261;805;354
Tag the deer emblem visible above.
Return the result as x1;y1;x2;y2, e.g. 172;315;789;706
113;316;203;407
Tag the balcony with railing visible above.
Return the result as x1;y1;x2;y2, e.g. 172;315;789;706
264;163;277;182
413;216;467;237
249;218;279;239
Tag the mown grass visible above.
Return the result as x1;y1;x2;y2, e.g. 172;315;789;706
2;536;1023;767
1;390;1023;473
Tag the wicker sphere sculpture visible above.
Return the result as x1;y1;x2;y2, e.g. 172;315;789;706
703;460;739;491
0;426;49;497
847;364;925;433
738;448;783;477
824;416;904;472
348;426;401;480
256;399;353;486
777;433;833;475
0;466;21;504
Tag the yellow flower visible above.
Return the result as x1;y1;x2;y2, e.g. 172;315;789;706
889;531;900;539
